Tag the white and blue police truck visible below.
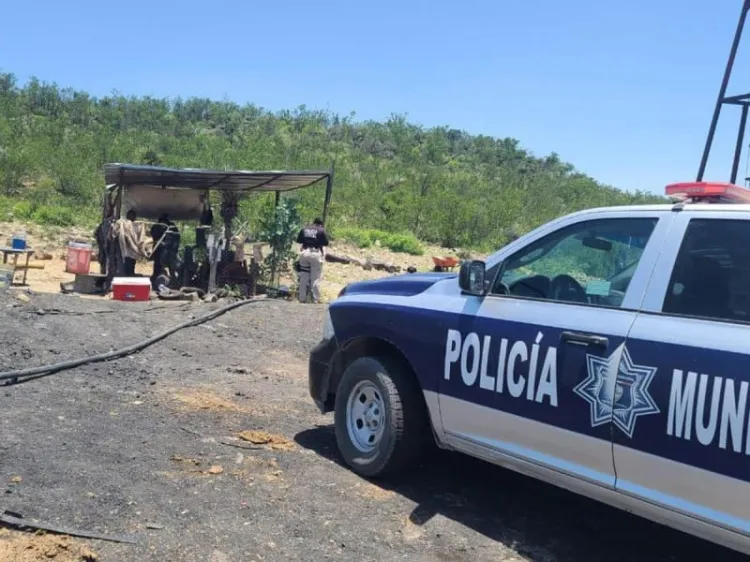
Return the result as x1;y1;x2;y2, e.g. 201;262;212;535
308;181;750;555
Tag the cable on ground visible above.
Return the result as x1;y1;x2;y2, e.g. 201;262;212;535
0;297;267;386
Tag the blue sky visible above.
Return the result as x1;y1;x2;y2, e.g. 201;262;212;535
2;0;750;194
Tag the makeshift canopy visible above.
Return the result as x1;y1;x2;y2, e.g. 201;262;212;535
103;163;334;222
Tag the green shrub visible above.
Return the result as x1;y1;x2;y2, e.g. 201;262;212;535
31;205;76;227
333;227;424;256
334;227;374;248
380;232;424;256
12;200;35;220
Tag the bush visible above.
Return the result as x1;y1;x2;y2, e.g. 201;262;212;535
381;233;423;256
12;200;35;220
334;227;374;248
333;227;424;256
30;205;76;227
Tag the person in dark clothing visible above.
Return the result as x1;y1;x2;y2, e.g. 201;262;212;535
296;218;329;303
150;213;176;283
199;193;214;226
94;213;113;275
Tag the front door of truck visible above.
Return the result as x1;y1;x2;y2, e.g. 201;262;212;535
439;211;671;489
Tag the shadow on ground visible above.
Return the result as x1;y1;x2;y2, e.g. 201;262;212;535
295;425;746;562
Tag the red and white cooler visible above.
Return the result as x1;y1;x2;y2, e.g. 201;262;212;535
111;277;151;302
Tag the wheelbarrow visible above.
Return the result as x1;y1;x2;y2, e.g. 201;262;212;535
432;256;459;272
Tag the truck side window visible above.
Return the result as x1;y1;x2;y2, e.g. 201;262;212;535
663;219;750;323
491;218;657;308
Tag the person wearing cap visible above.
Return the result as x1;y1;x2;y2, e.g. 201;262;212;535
296;218;329;303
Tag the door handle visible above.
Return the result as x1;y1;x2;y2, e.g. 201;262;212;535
560;331;609;349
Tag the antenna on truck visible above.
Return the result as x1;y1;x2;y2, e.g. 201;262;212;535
697;0;750;185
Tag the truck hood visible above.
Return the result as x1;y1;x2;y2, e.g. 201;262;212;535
341;272;457;298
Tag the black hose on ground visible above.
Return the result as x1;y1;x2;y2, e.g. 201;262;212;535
0;297;267;385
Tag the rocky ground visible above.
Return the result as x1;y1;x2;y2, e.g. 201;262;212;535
0;289;746;561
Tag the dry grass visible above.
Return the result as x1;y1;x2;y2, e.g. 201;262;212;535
237;430;295;451
0;529;98;562
169;388;253;414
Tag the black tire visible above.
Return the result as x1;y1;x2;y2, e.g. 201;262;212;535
333;355;428;478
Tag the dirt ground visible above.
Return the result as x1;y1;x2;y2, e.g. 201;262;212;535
0;289;746;562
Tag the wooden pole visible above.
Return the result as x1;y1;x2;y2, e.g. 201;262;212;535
116;168;124;219
322;161;335;225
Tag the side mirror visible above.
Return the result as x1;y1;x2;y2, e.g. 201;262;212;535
459;260;486;295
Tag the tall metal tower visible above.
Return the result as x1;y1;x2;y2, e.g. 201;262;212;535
697;0;750;185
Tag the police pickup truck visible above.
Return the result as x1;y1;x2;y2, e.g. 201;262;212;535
308;181;750;555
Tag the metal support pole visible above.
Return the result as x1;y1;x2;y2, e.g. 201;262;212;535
322;161;335;225
732;104;749;184
270;190;281;287
697;0;750;181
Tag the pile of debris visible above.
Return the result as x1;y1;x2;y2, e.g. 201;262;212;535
156;285;243;303
325;252;403;274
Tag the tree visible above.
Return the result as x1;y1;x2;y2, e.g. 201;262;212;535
0;72;666;248
258;197;301;286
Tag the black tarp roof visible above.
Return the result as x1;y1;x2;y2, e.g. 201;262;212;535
104;163;330;193
104;163;331;221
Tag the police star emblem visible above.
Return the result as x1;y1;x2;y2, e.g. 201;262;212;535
573;344;660;438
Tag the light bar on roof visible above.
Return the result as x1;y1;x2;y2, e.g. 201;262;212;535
665;181;750;203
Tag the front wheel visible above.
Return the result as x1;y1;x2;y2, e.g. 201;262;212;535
334;355;428;478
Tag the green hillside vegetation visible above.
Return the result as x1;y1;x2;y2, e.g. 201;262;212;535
0;72;665;252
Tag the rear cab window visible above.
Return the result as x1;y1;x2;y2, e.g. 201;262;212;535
662;218;750;323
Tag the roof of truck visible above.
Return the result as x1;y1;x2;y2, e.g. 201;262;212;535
586;203;750;213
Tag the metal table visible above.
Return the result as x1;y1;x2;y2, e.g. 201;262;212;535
0;247;34;286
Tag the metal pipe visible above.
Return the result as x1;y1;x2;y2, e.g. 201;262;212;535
723;92;750;103
732;104;749;184
697;0;750;181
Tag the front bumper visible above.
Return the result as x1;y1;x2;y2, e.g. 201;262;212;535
308;336;339;414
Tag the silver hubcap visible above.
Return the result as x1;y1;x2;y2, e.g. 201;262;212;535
346;381;386;453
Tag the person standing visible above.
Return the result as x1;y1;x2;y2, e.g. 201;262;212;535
122;209;140;276
296;218;329;303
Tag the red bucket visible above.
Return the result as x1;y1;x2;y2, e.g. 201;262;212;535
66;243;92;275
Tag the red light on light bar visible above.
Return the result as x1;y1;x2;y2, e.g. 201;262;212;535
665;181;750;203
